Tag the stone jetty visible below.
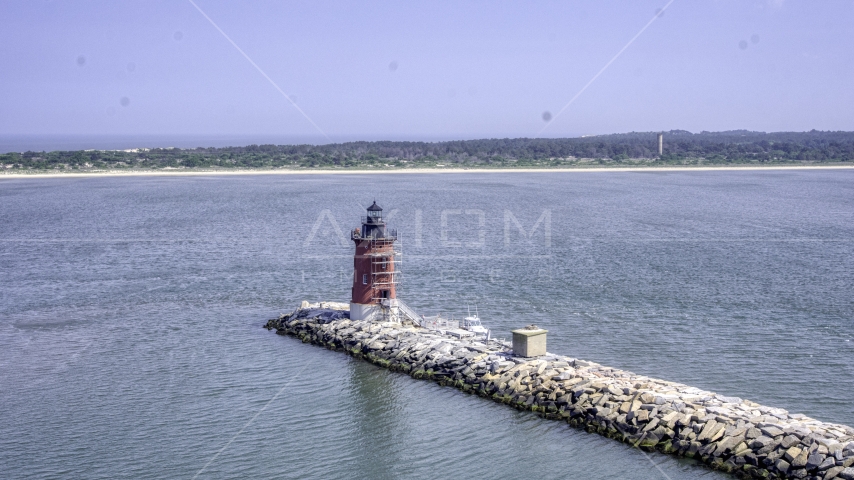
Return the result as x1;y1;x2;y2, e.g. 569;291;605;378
265;303;854;480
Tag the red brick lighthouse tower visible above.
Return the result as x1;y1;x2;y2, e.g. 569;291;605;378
350;202;400;321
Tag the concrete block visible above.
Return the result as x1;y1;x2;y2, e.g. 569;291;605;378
512;326;548;357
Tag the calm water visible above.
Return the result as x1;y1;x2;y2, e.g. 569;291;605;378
1;171;853;479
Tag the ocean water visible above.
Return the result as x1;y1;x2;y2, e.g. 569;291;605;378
1;170;852;479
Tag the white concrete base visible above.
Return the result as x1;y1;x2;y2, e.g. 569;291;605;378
350;301;401;322
349;302;380;321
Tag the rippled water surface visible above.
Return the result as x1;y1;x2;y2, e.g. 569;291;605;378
2;171;853;479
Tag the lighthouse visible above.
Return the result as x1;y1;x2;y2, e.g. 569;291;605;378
350;202;400;321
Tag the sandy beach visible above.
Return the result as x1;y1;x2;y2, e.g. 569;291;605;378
2;164;853;179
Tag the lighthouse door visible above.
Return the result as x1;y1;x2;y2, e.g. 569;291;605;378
381;290;389;299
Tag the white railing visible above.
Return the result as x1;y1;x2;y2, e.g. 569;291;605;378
395;300;422;326
422;316;458;331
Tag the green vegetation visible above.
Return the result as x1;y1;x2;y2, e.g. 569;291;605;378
2;130;853;172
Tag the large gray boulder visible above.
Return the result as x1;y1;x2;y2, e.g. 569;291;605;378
750;435;774;449
807;452;826;470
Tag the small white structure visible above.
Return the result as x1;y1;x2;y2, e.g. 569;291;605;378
512;325;548;357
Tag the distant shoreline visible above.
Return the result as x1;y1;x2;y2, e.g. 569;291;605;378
2;164;854;179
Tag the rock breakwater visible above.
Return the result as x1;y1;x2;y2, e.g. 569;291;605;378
266;304;854;480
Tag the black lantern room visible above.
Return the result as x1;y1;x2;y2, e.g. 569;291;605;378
361;201;391;239
366;201;383;223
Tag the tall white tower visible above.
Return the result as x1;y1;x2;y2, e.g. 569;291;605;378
657;133;664;156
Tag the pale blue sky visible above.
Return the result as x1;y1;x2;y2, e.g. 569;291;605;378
1;0;852;141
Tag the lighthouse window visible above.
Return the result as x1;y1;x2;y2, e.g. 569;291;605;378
362;274;368;285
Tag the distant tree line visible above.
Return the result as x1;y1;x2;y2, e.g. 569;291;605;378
2;130;853;171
